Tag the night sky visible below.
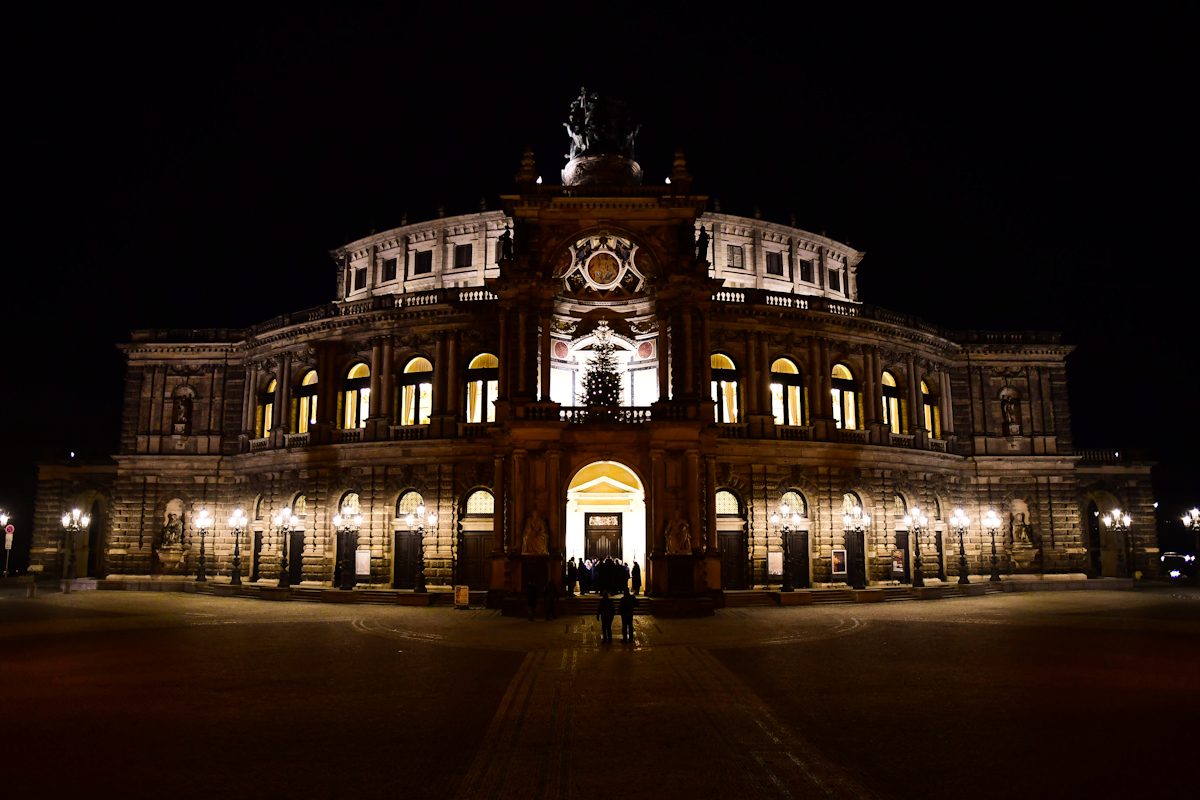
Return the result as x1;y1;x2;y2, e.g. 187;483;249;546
3;7;1194;566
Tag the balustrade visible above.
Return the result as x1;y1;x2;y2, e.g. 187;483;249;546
837;428;869;445
284;432;310;448
390;425;428;441
336;428;364;444
249;437;270;452
778;425;812;441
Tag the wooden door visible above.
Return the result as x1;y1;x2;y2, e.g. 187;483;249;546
719;531;744;590
251;532;263;581
933;532;946;580
894;531;911;584
392;532;420;589
788;531;810;589
585;514;622;561
460;531;491;590
288;532;305;584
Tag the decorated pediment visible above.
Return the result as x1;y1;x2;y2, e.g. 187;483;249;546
554;233;653;299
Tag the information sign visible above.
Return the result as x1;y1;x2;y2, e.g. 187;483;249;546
832;549;848;574
354;549;371;576
4;533;12;551
767;551;783;575
454;584;470;607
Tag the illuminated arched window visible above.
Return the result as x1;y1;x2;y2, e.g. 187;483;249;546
341;363;370;429
842;492;862;516
770;358;805;426
465;353;498;423
256;378;277;438
893;494;908;522
881;371;904;434
296;370;318;433
399;357;433;426
921;380;941;439
339;492;361;517
780;490;807;518
831;364;860;430
292;494;307;524
397;491;424;518
465;490;494;516
254;495;266;521
715;490;741;516
711;353;740;423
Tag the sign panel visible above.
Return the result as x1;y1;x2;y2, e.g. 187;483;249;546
354;549;371;576
832;549;848;575
454;585;471;607
4;532;12;551
891;550;905;573
767;551;783;575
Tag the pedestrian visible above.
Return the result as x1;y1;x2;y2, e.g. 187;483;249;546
631;560;642;595
525;580;539;622
566;558;577;596
596;590;615;644
622;560;631;592
543;577;558;620
602;556;615;594
618;587;639;641
580;559;591;594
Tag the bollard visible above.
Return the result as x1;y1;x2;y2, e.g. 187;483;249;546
27;581;37;598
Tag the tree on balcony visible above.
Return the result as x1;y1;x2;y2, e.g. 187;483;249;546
578;321;621;407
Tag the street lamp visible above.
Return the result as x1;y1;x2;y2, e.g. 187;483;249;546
194;509;212;582
982;509;1002;582
770;502;803;592
1;511;12;578
227;508;247;586
404;504;435;593
903;507;929;588
950;508;971;585
60;507;90;581
1102;508;1132;579
272;506;299;588
332;507;363;591
841;505;870;591
1183;508;1200;586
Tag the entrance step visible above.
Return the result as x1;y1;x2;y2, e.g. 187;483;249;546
809;589;858;604
725;591;778;607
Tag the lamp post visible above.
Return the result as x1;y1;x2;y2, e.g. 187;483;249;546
983;509;1002;582
333;507;363;591
950;508;971;585
903;507;929;588
194;509;212;582
770;502;803;592
227;508;247;586
1102;508;1132;579
272;506;299;588
60;508;90;581
1183;508;1200;586
841;505;870;591
405;504;435;593
1;511;12;578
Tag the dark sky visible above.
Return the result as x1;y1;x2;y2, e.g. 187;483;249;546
3;6;1195;561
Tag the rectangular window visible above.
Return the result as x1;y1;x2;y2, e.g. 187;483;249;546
454;243;472;269
381;257;397;282
799;259;813;283
353;268;367;290
828;268;841;292
413;250;433;275
765;251;784;276
727;245;744;269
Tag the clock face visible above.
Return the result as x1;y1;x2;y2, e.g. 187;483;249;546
559;233;648;298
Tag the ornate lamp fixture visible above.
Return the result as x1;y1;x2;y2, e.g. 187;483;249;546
982;509;1002;582
194;509;212;582
332;507;364;591
405;503;436;593
769;502;803;592
903;507;929;588
227;508;247;586
60;507;90;580
1182;508;1200;586
841;505;871;591
950;508;971;585
1101;508;1132;579
1;511;12;578
272;507;299;588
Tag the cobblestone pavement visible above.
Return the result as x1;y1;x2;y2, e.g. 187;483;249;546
1;587;1197;799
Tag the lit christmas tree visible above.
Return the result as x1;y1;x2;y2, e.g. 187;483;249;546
578;321;622;407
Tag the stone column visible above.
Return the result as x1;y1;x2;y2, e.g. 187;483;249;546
657;319;670;401
274;353;292;432
381;337;395;421
512;450;527;552
516;308;528;396
539;308;552;401
433;332;448;415
446;332;460;418
491;456;505;554
940;368;954;435
819;339;832;415
906;355;922;434
759;333;771;418
368;341;383;417
686;450;701;553
682;309;694;397
650;450;666;554
743;330;757;415
242;363;258;433
547;450;561;552
497;308;509;399
700;312;712;405
705;455;718;553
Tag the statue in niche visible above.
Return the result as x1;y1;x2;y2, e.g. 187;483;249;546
522;515;548;555
665;515;692;554
161;512;184;547
696;226;710;263
1012;512;1035;547
172;396;192;435
498;226;513;262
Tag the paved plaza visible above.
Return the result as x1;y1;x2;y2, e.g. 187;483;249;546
2;586;1197;799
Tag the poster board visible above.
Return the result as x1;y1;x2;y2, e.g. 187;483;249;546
454;585;471;608
354;549;371;576
832;549;848;575
891;550;905;574
767;551;783;576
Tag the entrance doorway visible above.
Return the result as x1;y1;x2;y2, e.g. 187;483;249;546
458;489;495;590
392;532;421;589
288;532;305;584
585;513;623;561
566;461;645;573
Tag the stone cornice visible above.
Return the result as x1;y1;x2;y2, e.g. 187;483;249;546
701;212;865;267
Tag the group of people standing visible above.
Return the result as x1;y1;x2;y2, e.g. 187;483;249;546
566;556;641;596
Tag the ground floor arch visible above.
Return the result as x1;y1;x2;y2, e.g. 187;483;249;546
1083;490;1125;577
565;461;646;572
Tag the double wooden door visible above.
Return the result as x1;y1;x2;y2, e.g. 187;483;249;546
719;531;745;590
393;532;421;589
585;514;622;562
459;531;491;590
786;531;810;589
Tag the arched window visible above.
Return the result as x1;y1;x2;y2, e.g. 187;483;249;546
296;370;318;433
770;358;805;426
399;357;433;426
465;353;498;424
881;371;904;434
921;380;941;439
397;491;424;517
831;364;860;430
842;492;862;515
254;495;266;521
933;495;943;521
711;353;740;423
256;378;277;438
893;494;907;522
465;490;494;516
780;490;808;518
715;490;741;516
341;363;370;429
292;494;307;524
339;492;361;516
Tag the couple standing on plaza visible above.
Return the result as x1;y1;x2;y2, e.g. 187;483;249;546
596;587;639;643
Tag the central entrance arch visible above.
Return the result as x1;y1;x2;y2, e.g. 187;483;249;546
565;461;646;568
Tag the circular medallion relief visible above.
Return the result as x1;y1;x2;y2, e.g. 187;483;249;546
553;341;569;359
637;341;654;359
586;253;620;287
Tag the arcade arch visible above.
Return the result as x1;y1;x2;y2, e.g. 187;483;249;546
565;461;646;568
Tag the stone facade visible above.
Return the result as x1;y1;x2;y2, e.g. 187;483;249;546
30;145;1158;594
